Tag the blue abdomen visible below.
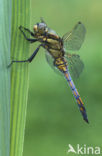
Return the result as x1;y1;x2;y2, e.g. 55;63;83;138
64;71;89;123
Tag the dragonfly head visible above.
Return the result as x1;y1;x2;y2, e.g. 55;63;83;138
34;22;47;34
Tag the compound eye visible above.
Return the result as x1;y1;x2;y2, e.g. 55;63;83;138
39;23;46;30
33;24;38;32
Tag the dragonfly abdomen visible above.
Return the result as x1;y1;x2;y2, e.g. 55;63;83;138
64;72;89;123
54;57;68;72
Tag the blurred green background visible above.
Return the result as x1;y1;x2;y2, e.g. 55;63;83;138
23;0;102;156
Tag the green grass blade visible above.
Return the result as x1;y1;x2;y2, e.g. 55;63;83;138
10;0;30;156
0;0;11;156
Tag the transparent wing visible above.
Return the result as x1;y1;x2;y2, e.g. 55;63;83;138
45;50;84;79
45;51;54;68
65;53;84;79
40;17;47;25
63;22;86;51
45;51;61;75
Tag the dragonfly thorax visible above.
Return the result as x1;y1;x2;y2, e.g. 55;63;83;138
33;23;64;58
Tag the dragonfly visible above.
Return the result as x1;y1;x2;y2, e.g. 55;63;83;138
8;18;89;123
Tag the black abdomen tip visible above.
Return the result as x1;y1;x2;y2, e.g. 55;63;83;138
84;118;89;124
78;21;82;24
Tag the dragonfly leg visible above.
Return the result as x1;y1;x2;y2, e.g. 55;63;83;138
19;26;37;43
7;44;43;68
27;44;43;62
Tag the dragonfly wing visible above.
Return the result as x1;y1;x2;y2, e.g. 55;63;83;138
63;22;86;51
65;53;84;79
45;51;61;75
40;17;47;25
45;51;54;68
